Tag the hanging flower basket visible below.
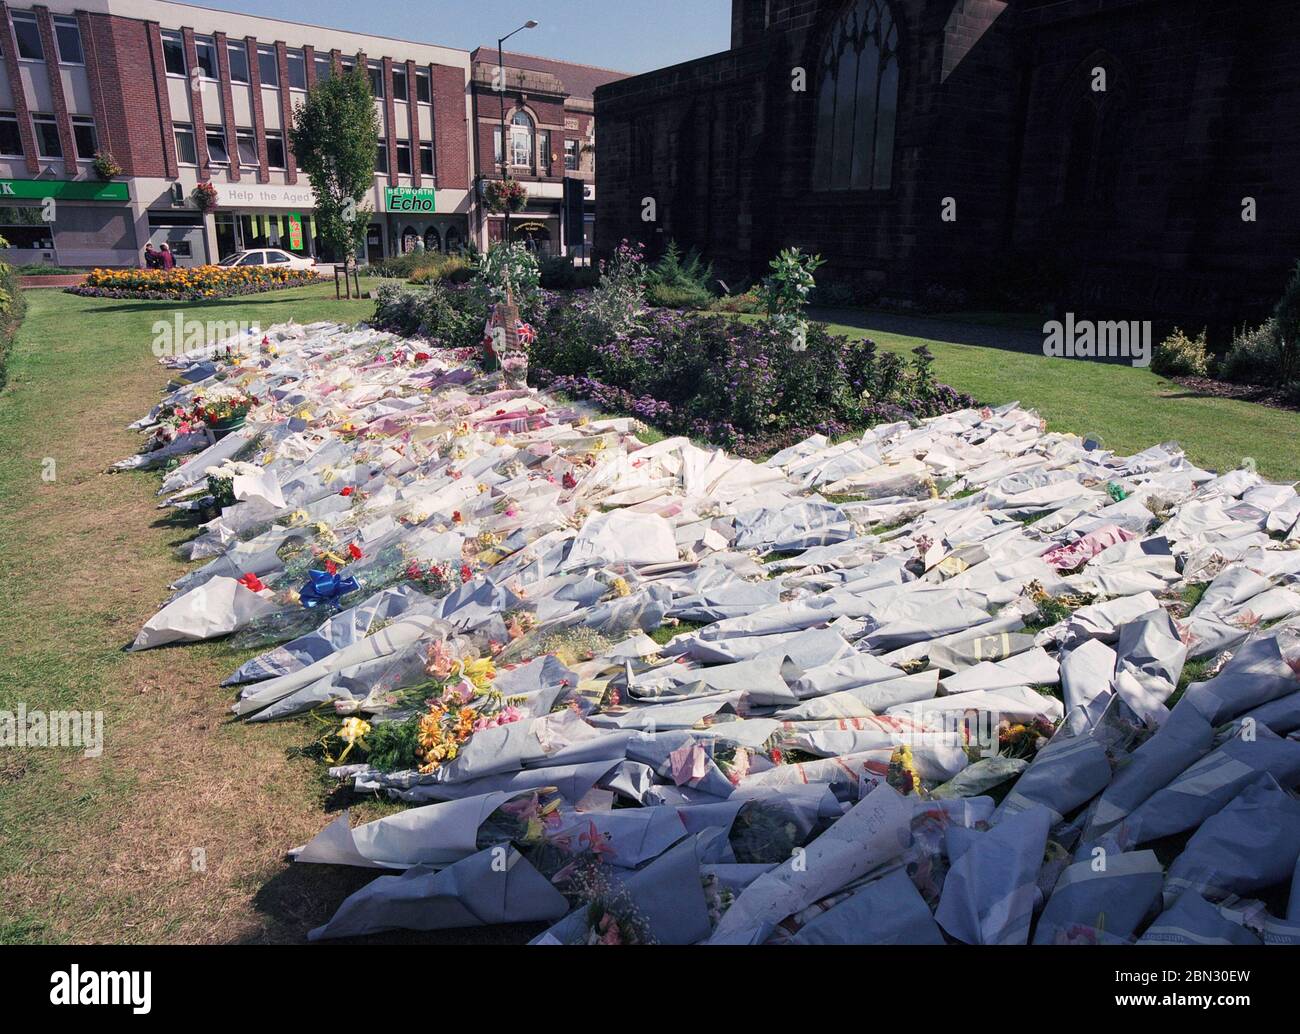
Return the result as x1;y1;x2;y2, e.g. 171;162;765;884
92;150;122;180
484;177;527;215
191;181;219;213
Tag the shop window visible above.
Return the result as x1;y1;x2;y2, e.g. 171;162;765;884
0;205;54;249
396;140;411;176
194;36;219;79
286;49;306;89
206;125;229;165
266;131;286;170
0;112;23;157
162;31;187;76
71;116;97;161
11;12;43;61
393;68;407;101
32;114;61;159
174;123;198;165
236;129;258;168
54;16;84;65
227;41;250;84
415;70;431;104
811;0;899;192
257;45;279;87
419;142;434;177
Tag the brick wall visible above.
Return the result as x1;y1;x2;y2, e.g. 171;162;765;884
432;63;468;188
597;0;1300;330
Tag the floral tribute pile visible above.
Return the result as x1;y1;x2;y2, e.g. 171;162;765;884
119;319;1300;945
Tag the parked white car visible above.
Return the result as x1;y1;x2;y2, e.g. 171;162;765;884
217;248;317;271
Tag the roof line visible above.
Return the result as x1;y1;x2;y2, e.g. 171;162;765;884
473;45;631;77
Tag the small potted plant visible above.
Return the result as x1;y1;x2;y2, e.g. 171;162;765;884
190;181;219;213
92;150;122;180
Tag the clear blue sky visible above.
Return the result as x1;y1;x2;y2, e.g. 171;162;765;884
190;0;733;74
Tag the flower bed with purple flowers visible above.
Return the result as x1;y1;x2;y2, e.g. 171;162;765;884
372;259;978;458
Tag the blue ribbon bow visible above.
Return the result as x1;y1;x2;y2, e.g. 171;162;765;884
299;569;360;610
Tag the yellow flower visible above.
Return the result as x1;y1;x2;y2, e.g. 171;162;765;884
339;717;371;744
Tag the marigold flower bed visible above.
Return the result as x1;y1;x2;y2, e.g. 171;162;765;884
68;264;321;301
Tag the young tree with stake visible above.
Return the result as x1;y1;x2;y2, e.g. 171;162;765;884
290;68;378;271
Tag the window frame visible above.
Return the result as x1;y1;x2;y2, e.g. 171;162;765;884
205;124;230;165
0;111;24;158
226;40;250;84
285;49;307;90
71;115;97;161
257;45;279;87
31;113;62;159
53;15;84;66
193;35;219;80
173;123;198;165
161;31;187;77
10;11;44;62
265;130;286;170
810;0;901;194
235;128;259;169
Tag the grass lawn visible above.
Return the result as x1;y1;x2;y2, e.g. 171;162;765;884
0;285;1294;944
812;309;1300;482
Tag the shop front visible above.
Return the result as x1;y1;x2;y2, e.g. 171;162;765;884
211;182;319;264
0;178;134;267
486;199;562;257
382;185;469;257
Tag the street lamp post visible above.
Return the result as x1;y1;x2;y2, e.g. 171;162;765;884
497;19;538;246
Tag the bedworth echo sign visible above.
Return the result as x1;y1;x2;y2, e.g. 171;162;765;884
385;186;437;213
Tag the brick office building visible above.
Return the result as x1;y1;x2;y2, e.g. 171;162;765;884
595;0;1300;330
0;0;475;266
468;46;626;258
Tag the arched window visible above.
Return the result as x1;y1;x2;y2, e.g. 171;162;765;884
510;109;534;170
444;225;463;253
424;226;443;253
812;0;899;191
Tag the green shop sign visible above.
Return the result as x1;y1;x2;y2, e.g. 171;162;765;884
385;186;436;213
0;178;129;201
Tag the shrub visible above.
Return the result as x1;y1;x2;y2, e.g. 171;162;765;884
372;281;487;348
1152;327;1211;377
409;255;474;285
476;242;541;309
1271;261;1300;384
757;247;825;347
0;261;26;391
647;241;714;298
539;255;598;290
1220;320;1281;385
647;281;713;309
708;290;763;314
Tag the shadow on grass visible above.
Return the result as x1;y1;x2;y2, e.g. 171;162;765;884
240;857;547;945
